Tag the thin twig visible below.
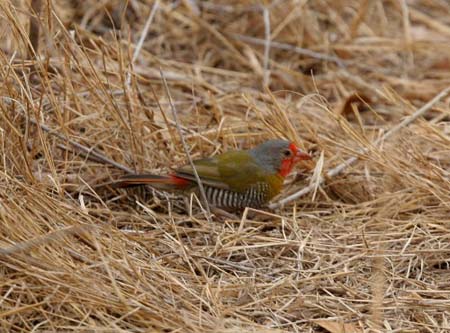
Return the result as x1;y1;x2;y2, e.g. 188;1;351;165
31;119;133;173
159;68;212;221
1;96;133;173
269;86;450;209
132;0;159;64
262;6;271;87
126;0;160;87
233;33;346;67
0;225;94;256
28;0;42;58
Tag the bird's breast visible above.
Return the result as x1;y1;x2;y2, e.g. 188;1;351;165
203;183;271;209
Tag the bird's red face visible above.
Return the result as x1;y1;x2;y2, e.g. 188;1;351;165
279;142;312;177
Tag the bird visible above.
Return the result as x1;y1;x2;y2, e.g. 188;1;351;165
115;139;311;209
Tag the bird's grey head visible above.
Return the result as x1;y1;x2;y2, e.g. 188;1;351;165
249;139;293;174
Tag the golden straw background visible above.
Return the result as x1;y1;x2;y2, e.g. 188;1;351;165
0;0;449;332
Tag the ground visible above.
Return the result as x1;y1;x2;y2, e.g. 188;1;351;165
0;0;449;332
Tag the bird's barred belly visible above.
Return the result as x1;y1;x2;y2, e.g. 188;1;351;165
204;183;269;208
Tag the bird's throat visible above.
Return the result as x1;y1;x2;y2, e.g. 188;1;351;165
279;159;294;177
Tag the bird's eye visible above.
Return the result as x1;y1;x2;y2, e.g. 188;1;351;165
282;149;292;158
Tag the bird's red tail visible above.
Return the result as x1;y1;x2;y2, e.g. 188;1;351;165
113;174;191;190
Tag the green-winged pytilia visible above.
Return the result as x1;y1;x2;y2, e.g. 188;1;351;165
115;139;312;209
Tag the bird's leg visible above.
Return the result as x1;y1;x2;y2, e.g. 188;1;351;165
183;196;191;214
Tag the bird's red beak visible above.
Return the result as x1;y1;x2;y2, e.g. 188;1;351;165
289;143;312;162
294;148;312;162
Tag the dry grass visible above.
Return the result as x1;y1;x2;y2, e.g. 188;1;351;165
1;0;450;332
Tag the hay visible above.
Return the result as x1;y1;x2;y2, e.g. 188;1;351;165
0;0;449;332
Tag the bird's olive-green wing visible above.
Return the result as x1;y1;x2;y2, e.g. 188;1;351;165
175;156;227;189
175;151;270;192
